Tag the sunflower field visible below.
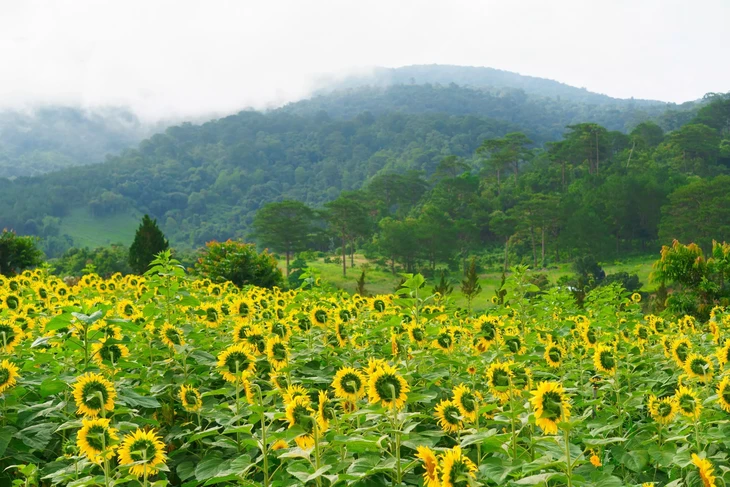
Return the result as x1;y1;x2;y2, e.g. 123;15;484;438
0;253;727;487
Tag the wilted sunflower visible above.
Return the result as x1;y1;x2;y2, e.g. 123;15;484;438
160;323;185;349
593;344;617;375
544;341;565;368
647;394;678;425
368;364;409;409
684;353;714;382
117;428;167;478
216;343;257;383
0;323;24;353
416;446;440;487
691;453;716;487
76;418;119;464
440;446;477;487
0;359;20;394
674;385;702;420
434;399;463;434
179;384;203;413
486;362;514;403
265;336;289;370
716;376;730;412
452;384;478;422
72;373;116;417
285;395;315;449
671;337;692;367
332;366;367;402
91;338;130;366
530;381;570;435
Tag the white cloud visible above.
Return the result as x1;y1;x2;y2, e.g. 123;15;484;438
0;0;727;120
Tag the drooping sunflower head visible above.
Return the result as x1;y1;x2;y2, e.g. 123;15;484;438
285;395;315;448
0;323;24;353
72;373;116;417
671;337;692;366
332;367;367;402
674;385;702;420
317;390;334;432
415;446;440;487
439;445;477;487
452;384;478;422
76;417;119;464
0;359;20;394
269;320;292;341
593;344;617;375
243;324;266;354
407;323;427;345
179;384;203;413
434;399;463;434
201;303;223;328
530;381;570;435
691;453;716;487
160;323;185;349
544;341;565;368
684;353;714;382
717;342;730;368
647;394;678;425
309;306;329;327
486;362;514;403
367;364;409;409
216;343;257;383
91;338;130;366
432;328;454;352
117;428;167;478
265;335;289;370
282;384;309;406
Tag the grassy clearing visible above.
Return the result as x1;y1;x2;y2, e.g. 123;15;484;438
59;207;142;248
307;254;657;308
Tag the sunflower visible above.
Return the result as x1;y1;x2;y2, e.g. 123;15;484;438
265;336;289;370
269;320;292;341
452;384;478;422
72;373;116;417
544;341;565;368
416;446;441;487
117;429;167;478
0;359;20;394
367;364;409;409
432;328;454;352
89;321;123;341
244;324;267;354
578;323;599;348
671;337;692;366
0;323;24;353
271;439;289;451
282;384;309;405
716;376;730;412
407;322;428;345
317;390;334;432
439;446;477;487
231;321;250;343
631;292;642;303
309;306;329;327
332;367;367;402
692;453;717;487
674;385;702;420
160;324;185;349
91;338;130;366
717;342;730;368
593;344;617;375
216;343;257;384
434;399;463;434
76;418;119;464
179;385;203;413
285;395;315;450
530;381;570;435
647;394;678;425
334;321;350;347
116;299;141;320
589;450;602;467
486;362;514;403
365;357;387;376
684;353;714;382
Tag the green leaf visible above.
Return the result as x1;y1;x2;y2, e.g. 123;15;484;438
118;390;161;408
621;449;649;472
39;378;66;398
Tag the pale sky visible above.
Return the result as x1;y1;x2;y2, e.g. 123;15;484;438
1;0;728;121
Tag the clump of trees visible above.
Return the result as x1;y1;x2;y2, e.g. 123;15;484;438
0;230;44;276
194;240;284;289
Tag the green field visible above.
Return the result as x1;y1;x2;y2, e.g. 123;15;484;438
59;208;142;249
307;254;656;308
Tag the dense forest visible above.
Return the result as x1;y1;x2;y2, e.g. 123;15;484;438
0;67;726;266
0;106;160;178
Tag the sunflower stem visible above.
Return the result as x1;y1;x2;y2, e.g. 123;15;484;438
509;379;517;461
234;361;241;452
313;419;322;487
563;417;572;487
389;384;402;485
256;385;270;487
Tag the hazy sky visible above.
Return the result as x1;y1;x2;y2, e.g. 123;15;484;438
1;0;728;120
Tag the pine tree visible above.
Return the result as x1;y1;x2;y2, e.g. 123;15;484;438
129;214;169;274
461;257;482;312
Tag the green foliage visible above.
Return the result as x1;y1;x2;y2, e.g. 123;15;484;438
355;270;367;296
53;244;131;277
252;200;314;275
128;214;169;274
0;230;43;276
195;239;284;289
461;257;482;310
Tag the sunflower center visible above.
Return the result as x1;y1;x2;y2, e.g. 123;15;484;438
184;390;199;406
271;323;287;338
0;325;16;343
505;337;521;353
480;322;496;340
100;344;122;363
292;405;314;434
459;393;476;413
123;304;134;316
678;394;696;413
339;309;352;321
337;324;349;341
586;328;597;344
247;335;265;353
373;300;385;312
237;302;249;317
722;389;730;406
375;373;402;402
437;333;452;349
443;404;461;425
492;368;511;388
637;327;648;340
205;308;218;323
411;327;425;342
165;329;182;345
314;310;328;324
341;373;362;394
656;401;673;418
0;368;9;385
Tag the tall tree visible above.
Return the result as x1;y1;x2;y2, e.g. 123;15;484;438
323;194;370;277
129;214;169;274
0;230;43;276
252;200;314;276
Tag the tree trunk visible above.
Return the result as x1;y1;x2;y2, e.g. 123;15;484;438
541;226;546;269
341;235;347;277
530;224;537;268
350;239;355;267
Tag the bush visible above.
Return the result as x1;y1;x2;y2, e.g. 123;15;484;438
0;230;44;276
601;271;642;293
195;240;284;289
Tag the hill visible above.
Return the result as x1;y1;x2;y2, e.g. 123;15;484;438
0;106;162;178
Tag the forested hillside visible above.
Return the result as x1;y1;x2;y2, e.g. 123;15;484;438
0;106;158;178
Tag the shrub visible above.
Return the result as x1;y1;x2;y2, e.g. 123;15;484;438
195;240;284;289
